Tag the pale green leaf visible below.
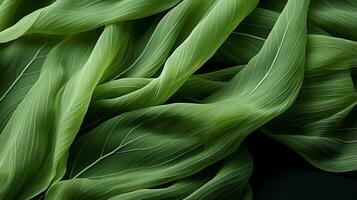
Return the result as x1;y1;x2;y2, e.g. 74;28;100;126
0;0;182;43
84;0;259;127
0;24;128;199
45;1;309;199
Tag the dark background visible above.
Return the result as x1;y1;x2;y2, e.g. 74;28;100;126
247;132;357;200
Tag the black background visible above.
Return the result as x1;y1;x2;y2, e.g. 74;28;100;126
247;132;357;200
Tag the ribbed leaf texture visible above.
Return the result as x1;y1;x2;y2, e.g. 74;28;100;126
0;0;356;199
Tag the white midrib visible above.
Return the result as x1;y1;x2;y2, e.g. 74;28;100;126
0;43;47;102
247;20;291;96
72;134;147;178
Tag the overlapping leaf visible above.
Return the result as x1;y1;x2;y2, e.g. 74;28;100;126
0;37;57;133
1;0;357;199
0;24;127;199
309;0;357;41
263;35;357;172
84;0;259;127
109;146;253;200
45;0;309;199
0;0;182;43
212;6;357;172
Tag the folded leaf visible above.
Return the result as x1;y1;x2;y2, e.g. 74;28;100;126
109;146;253;200
93;65;243;105
0;24;130;199
262;35;357;172
84;0;259;127
309;0;357;41
45;0;309;199
118;0;215;78
183;146;253;200
0;37;57;133
0;0;181;43
0;0;54;31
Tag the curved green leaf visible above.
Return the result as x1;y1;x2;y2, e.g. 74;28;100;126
0;37;58;133
45;0;309;199
84;0;259;127
0;24;129;199
109;146;253;200
0;0;181;43
262;35;357;172
309;0;357;41
118;0;215;78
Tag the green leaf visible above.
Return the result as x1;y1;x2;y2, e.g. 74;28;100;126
212;32;264;66
236;8;280;38
0;0;54;31
109;146;253;200
93;65;243;105
0;24;129;199
0;0;21;30
45;0;309;199
84;0;259;127
118;0;216;78
309;0;357;41
183;146;253;200
2;0;357;199
0;37;57;133
0;0;182;43
262;35;357;172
